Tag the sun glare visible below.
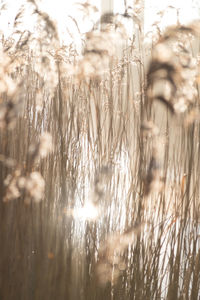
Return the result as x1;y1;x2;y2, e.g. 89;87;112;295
72;202;99;221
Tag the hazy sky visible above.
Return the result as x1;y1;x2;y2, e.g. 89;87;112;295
145;0;200;32
0;0;199;40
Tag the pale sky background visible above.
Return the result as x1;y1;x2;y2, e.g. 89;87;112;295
0;0;200;41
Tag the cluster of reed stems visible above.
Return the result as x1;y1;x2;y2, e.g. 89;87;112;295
0;1;200;299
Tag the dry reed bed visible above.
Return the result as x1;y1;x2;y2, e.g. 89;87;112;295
0;1;200;299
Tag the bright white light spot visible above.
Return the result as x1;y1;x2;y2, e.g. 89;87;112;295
73;202;99;221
